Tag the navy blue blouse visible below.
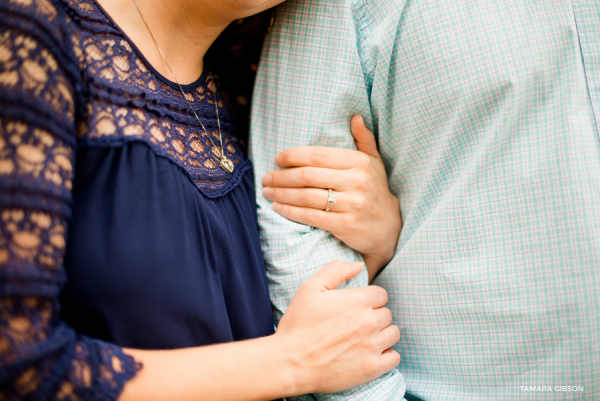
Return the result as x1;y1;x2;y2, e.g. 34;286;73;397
0;0;274;398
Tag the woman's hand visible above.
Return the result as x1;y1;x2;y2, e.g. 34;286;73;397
262;115;402;281
275;260;401;394
123;260;400;400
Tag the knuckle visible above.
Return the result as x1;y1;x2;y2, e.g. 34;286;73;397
328;259;344;269
392;350;401;365
299;168;314;184
331;261;345;277
328;260;348;278
355;175;371;192
301;190;319;205
310;148;328;166
273;173;288;188
391;325;401;341
351;195;368;212
387;308;394;322
381;307;393;322
304;210;318;225
366;337;379;352
321;261;344;283
377;288;389;304
384;350;401;368
363;359;380;377
282;205;296;220
364;314;379;331
355;292;370;305
278;203;290;215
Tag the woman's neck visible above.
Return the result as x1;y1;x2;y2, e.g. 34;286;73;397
97;0;231;84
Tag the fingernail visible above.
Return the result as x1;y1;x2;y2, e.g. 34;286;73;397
263;187;274;200
272;202;282;213
263;173;272;186
275;154;282;166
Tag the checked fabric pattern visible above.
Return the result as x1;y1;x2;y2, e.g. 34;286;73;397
250;0;600;400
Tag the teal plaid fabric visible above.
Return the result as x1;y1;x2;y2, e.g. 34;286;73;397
250;1;600;400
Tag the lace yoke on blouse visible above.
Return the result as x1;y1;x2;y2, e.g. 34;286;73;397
77;3;252;196
0;0;263;398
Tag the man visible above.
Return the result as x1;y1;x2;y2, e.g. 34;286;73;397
250;0;600;399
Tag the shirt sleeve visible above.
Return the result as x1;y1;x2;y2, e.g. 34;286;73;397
0;2;140;399
249;0;406;399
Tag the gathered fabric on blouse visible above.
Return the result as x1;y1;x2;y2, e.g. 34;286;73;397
0;0;274;399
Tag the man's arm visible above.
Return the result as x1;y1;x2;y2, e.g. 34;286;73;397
250;0;407;399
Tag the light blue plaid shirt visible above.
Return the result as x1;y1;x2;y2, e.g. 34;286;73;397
250;1;600;399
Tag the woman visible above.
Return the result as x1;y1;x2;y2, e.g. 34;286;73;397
0;0;402;399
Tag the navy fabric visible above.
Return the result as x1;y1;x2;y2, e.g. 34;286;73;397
0;0;274;398
61;143;274;349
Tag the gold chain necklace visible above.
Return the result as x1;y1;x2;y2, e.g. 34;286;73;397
133;0;234;173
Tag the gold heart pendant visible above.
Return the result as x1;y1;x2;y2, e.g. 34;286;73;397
220;157;234;173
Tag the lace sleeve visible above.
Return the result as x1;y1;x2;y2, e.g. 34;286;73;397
0;2;140;399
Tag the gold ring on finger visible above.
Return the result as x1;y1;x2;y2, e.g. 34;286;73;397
325;188;336;212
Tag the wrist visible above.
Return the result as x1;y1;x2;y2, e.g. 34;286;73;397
363;253;386;282
269;331;312;397
363;246;396;278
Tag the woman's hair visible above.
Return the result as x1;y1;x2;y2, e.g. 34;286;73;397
206;10;273;101
218;11;273;41
205;10;274;143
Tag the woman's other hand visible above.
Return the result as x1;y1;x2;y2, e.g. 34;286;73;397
124;260;400;400
276;260;401;394
262;115;402;281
